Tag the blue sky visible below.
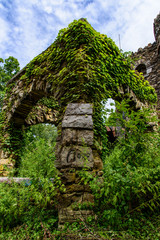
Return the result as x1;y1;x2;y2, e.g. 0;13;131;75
0;0;159;68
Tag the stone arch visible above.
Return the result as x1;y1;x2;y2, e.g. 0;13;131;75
5;73;58;126
0;69;60;175
25;104;58;126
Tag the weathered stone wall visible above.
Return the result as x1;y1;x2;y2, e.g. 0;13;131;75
133;13;160;118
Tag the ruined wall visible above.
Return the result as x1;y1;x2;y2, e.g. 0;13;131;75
133;13;160;118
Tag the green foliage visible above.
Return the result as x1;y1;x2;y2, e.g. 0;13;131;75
77;100;160;239
38;96;59;109
0;56;20;110
0;102;160;239
18;19;156;105
0;179;60;238
18;123;57;178
0;20;159;239
0;124;64;238
0;56;20;84
90;101;160;238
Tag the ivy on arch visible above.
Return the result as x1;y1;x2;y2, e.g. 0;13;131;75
0;18;157;172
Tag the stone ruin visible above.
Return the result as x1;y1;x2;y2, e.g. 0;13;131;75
0;14;159;226
133;13;160;118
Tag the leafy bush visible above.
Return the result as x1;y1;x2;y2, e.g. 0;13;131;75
1;103;160;239
89;100;160;238
18;123;57;178
0;124;62;238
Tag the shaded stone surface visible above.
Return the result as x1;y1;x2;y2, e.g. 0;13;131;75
62;115;93;129
65;103;93;116
62;129;93;146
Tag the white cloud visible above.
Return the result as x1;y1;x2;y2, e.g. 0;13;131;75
0;3;4;9
0;18;9;45
0;0;159;67
111;0;160;52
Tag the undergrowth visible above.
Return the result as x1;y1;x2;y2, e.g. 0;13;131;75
0;101;160;239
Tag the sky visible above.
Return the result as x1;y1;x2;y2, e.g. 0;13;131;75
0;0;159;68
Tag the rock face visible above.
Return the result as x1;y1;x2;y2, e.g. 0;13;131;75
55;103;102;227
133;13;160;118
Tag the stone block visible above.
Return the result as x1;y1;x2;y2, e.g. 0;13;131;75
0;159;10;165
54;143;62;168
62;115;93;129
62;129;93;146
54;159;61;168
65;103;93;116
60;146;94;168
77;130;93;146
0;150;8;159
82;192;94;203
65;184;85;193
62;129;77;145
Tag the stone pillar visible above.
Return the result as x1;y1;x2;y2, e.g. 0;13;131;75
55;103;103;228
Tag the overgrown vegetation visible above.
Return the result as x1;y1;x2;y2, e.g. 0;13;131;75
94;101;160;239
18;124;57;178
0;124;63;239
0;101;160;239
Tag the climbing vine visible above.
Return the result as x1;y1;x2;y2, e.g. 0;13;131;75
15;18;157;104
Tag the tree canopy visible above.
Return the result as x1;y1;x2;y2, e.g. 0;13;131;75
0;56;20;109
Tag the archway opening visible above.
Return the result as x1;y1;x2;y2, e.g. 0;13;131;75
18;123;57;178
103;98;116;119
135;64;147;75
158;46;160;56
102;98;117;143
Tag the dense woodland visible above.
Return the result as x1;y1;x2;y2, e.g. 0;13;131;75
0;56;160;239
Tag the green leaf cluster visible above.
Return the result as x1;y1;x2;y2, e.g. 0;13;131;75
0;56;20;110
18;123;57;178
17;19;157;105
89;101;160;236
